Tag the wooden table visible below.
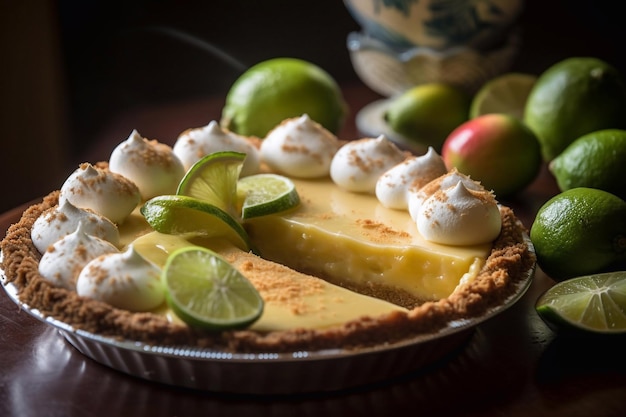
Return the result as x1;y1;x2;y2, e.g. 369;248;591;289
1;84;625;417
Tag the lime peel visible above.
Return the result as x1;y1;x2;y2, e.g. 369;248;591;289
162;246;264;330
221;57;347;138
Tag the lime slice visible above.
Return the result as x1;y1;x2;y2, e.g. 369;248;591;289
237;173;301;219
162;246;263;330
176;151;245;216
470;73;537;119
141;195;252;252
536;271;626;334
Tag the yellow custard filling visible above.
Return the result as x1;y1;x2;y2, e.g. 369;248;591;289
132;232;407;332
245;177;490;303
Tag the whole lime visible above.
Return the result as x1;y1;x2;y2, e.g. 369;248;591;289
441;113;542;197
384;83;470;151
549;129;626;200
523;57;626;161
220;58;348;138
530;187;626;281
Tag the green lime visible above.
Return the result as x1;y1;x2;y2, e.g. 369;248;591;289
220;57;347;138
530;188;626;281
141;195;252;252
536;271;626;335
237;173;300;219
470;72;537;119
162;246;263;330
524;57;626;161
384;83;471;151
176;151;245;217
549;129;626;200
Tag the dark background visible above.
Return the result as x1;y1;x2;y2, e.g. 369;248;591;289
1;0;625;213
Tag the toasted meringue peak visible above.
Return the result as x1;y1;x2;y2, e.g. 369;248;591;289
38;220;119;290
416;181;501;246
408;168;483;222
59;163;141;224
330;135;406;193
31;198;120;254
173;121;260;176
76;245;165;312
260;114;341;178
375;147;448;209
109;129;186;200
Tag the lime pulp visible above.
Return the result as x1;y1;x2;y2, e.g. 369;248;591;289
536;271;626;334
237;173;300;219
176;151;245;216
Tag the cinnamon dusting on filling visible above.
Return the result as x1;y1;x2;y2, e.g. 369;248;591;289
356;218;410;244
222;251;327;316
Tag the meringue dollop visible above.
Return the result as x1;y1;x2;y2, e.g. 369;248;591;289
76;245;165;311
375;146;448;210
38;220;120;290
109;129;186;200
407;169;484;222
330;135;406;193
59;163;141;224
416;181;502;246
173;121;261;176
31;198;120;254
260;114;341;178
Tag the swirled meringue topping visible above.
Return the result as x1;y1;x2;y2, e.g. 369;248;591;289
31;198;120;254
260;114;341;178
173;121;261;176
38;220;119;290
76;245;164;311
59;163;141;224
416;181;501;246
375;147;448;210
407;169;484;222
330;135;406;193
109;130;186;200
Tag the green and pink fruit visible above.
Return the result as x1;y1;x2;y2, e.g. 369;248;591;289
441;113;542;197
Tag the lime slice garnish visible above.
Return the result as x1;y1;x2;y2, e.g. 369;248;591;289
162;246;263;330
176;151;245;217
536;271;626;335
470;73;537;119
141;195;252;252
237;173;300;219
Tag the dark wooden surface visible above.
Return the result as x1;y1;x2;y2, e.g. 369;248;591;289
2;84;626;417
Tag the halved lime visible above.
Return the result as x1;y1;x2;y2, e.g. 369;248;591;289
470;73;537;119
176;151;245;217
141;195;252;252
536;271;626;335
162;246;263;330
237;173;300;219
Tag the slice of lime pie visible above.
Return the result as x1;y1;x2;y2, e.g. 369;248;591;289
1;115;534;352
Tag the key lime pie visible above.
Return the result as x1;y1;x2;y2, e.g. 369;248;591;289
1;114;534;353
